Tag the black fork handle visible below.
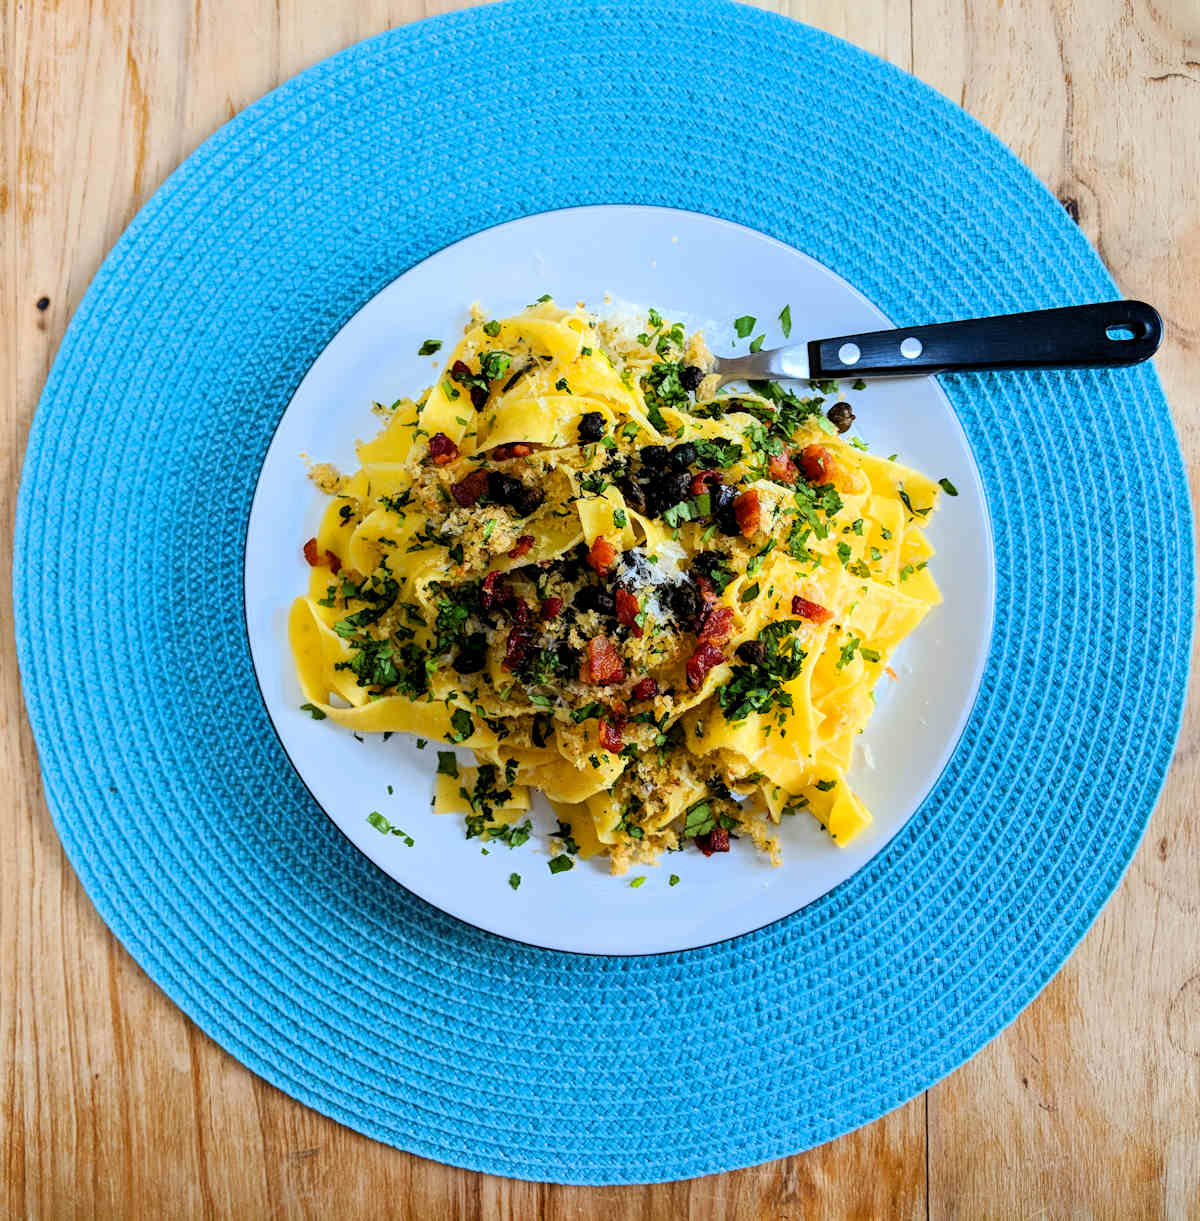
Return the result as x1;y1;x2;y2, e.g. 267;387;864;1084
809;300;1162;379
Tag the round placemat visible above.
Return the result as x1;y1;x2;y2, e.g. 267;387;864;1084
14;0;1193;1185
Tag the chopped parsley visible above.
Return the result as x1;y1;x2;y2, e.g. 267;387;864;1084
642;360;689;424
669;874;680;887
554;820;580;855
815;779;837;792
479;350;512;382
629;876;647;889
366;811;414;845
682;800;716;838
779;304;792;338
482;319;502;337
299;703;326;720
548;854;574;875
436;751;458;778
719;622;807;723
836;636;861;669
938;476;959;496
448;708;475;742
749;334;765;353
418;339;442;356
508;872;521;890
898;484;932;518
693;437;742;468
733;315;756;338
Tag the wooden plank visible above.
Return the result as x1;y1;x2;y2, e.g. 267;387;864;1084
914;0;1200;1218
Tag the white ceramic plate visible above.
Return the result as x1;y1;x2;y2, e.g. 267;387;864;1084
245;205;995;955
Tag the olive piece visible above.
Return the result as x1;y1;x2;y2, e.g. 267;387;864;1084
573;586;616;616
663;581;702;628
679;365;704;392
709;485;736;513
662;471;693;507
639;444;669;469
452;632;489;674
735;640;767;666
616;475;647;513
578;411;606;442
691;550;726;579
469;385;489;412
827;401;855;434
668;442;697;471
513;484;544;517
486;471;523;505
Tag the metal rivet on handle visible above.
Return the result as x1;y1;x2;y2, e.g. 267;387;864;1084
837;342;861;365
900;337;923;358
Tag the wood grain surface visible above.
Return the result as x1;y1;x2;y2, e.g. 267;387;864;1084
3;1;1198;1217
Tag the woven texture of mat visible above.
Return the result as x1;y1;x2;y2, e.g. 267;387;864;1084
14;0;1193;1184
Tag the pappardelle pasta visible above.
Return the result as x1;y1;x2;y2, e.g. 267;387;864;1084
289;299;943;873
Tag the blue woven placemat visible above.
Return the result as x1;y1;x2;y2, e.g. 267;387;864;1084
14;0;1193;1184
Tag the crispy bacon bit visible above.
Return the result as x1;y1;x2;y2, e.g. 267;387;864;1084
696;825;731;855
450;468;489;507
587;535;618;575
697;604;734;645
733;490;761;538
768;451;798;484
799;444;836;485
598;717;625;753
583;635;626;685
686;641;725;691
428;432;459;465
540;596;564;621
694;574;717;604
615;588;643;637
689;469;722;496
502;616;535;671
480;571;511;612
791;595;832;623
631;677;658;702
508;534;535;560
302;538;341;572
490;442;534;460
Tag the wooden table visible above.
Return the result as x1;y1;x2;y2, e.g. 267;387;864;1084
4;2;1197;1216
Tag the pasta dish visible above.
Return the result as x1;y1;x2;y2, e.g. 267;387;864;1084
289;299;944;873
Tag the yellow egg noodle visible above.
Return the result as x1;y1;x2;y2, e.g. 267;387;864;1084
289;300;943;874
